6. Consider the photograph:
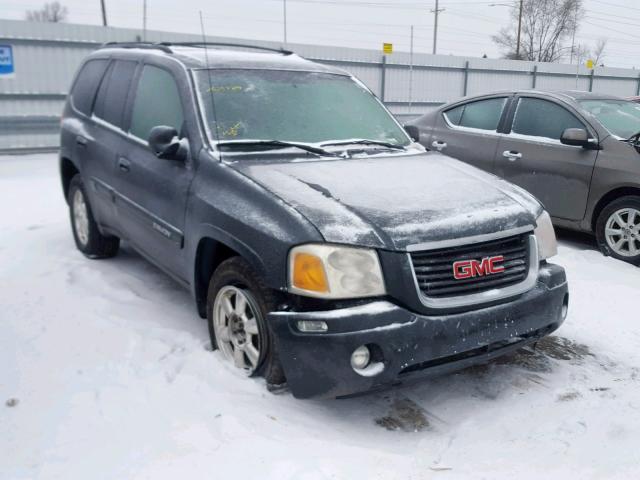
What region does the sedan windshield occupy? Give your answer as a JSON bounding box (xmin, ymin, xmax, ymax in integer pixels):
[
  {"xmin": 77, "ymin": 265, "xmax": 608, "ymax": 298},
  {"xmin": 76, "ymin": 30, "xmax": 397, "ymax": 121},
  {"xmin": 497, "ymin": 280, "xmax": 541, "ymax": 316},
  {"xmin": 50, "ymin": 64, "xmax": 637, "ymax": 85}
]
[
  {"xmin": 579, "ymin": 99, "xmax": 640, "ymax": 139},
  {"xmin": 195, "ymin": 69, "xmax": 410, "ymax": 148}
]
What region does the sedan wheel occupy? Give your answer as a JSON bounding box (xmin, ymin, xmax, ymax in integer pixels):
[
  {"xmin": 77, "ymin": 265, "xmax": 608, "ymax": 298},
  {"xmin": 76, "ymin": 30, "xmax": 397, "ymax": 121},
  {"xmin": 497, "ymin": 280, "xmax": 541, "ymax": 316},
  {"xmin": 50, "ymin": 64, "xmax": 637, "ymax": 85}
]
[
  {"xmin": 212, "ymin": 285, "xmax": 263, "ymax": 374},
  {"xmin": 604, "ymin": 208, "xmax": 640, "ymax": 257}
]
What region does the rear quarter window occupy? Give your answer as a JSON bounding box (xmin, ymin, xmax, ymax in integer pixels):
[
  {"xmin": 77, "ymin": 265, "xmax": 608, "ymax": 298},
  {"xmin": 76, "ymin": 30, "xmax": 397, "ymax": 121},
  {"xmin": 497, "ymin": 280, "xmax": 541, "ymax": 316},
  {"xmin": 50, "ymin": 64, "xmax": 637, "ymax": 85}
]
[
  {"xmin": 93, "ymin": 60, "xmax": 138, "ymax": 129},
  {"xmin": 70, "ymin": 59, "xmax": 109, "ymax": 116},
  {"xmin": 443, "ymin": 104, "xmax": 464, "ymax": 125},
  {"xmin": 443, "ymin": 97, "xmax": 507, "ymax": 131}
]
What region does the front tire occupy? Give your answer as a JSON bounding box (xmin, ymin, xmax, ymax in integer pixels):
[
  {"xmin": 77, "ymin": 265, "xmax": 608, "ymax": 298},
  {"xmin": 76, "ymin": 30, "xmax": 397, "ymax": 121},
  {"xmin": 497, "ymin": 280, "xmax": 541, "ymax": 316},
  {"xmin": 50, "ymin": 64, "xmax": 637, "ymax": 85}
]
[
  {"xmin": 206, "ymin": 257, "xmax": 285, "ymax": 386},
  {"xmin": 596, "ymin": 196, "xmax": 640, "ymax": 265},
  {"xmin": 68, "ymin": 175, "xmax": 120, "ymax": 259}
]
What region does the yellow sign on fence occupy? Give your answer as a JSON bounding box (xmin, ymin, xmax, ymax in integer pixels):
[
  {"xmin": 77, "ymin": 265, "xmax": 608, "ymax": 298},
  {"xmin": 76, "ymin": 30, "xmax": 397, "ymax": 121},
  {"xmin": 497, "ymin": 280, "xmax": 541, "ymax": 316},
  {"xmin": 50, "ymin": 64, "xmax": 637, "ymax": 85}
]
[
  {"xmin": 383, "ymin": 43, "xmax": 393, "ymax": 54},
  {"xmin": 586, "ymin": 59, "xmax": 594, "ymax": 69}
]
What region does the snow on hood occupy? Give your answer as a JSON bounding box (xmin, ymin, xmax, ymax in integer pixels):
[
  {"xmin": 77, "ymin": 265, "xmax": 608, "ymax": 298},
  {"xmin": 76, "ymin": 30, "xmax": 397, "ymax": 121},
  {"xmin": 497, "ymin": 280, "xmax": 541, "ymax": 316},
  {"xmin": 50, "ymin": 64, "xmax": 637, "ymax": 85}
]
[{"xmin": 230, "ymin": 152, "xmax": 542, "ymax": 250}]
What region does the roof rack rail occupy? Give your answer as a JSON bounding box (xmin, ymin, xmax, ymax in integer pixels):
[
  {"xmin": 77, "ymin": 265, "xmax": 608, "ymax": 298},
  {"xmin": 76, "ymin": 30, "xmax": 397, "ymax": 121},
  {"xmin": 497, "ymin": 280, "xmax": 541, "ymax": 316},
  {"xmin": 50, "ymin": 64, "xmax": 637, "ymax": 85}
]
[
  {"xmin": 100, "ymin": 42, "xmax": 173, "ymax": 54},
  {"xmin": 158, "ymin": 42, "xmax": 293, "ymax": 56}
]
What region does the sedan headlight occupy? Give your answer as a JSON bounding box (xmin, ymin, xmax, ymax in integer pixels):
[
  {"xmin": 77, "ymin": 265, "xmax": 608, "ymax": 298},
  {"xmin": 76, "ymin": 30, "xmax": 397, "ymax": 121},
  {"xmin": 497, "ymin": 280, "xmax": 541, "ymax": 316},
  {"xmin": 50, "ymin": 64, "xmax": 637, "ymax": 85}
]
[
  {"xmin": 288, "ymin": 244, "xmax": 386, "ymax": 299},
  {"xmin": 534, "ymin": 210, "xmax": 558, "ymax": 260}
]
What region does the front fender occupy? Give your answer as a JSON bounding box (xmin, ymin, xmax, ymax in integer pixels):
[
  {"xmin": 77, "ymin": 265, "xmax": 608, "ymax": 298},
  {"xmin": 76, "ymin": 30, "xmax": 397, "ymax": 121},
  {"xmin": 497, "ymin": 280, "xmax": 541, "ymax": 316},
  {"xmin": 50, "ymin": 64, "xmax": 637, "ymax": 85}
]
[
  {"xmin": 184, "ymin": 154, "xmax": 325, "ymax": 302},
  {"xmin": 191, "ymin": 222, "xmax": 269, "ymax": 286}
]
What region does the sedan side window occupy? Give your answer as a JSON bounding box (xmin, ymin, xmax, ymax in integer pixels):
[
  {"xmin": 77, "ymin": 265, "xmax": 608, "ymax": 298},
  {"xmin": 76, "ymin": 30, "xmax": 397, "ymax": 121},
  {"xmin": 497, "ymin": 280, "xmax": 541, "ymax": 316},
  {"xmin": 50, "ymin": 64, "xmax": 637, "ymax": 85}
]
[
  {"xmin": 443, "ymin": 98, "xmax": 507, "ymax": 131},
  {"xmin": 130, "ymin": 65, "xmax": 185, "ymax": 141},
  {"xmin": 512, "ymin": 97, "xmax": 585, "ymax": 141}
]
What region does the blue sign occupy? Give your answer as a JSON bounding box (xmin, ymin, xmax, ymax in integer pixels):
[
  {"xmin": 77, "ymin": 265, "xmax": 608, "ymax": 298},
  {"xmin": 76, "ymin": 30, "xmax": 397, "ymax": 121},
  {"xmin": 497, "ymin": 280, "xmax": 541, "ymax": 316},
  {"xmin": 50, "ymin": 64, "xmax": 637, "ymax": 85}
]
[{"xmin": 0, "ymin": 45, "xmax": 15, "ymax": 76}]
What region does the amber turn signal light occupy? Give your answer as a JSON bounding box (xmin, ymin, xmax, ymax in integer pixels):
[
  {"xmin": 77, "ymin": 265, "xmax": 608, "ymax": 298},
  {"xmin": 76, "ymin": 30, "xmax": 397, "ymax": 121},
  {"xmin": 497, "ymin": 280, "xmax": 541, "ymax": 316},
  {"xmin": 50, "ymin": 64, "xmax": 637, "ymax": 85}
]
[{"xmin": 292, "ymin": 252, "xmax": 329, "ymax": 293}]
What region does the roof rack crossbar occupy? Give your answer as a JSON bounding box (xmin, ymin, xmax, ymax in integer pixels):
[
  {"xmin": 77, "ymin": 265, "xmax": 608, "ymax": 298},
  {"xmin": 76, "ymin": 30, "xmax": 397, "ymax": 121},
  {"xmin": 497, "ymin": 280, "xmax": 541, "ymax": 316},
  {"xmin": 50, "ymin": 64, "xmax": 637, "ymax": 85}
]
[
  {"xmin": 100, "ymin": 42, "xmax": 173, "ymax": 54},
  {"xmin": 158, "ymin": 41, "xmax": 293, "ymax": 56}
]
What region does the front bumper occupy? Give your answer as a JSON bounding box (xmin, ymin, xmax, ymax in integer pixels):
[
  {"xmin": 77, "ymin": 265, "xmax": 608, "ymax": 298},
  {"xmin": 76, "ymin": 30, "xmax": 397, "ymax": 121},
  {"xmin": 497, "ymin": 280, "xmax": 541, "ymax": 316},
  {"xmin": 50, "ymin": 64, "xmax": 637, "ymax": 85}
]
[{"xmin": 269, "ymin": 262, "xmax": 568, "ymax": 399}]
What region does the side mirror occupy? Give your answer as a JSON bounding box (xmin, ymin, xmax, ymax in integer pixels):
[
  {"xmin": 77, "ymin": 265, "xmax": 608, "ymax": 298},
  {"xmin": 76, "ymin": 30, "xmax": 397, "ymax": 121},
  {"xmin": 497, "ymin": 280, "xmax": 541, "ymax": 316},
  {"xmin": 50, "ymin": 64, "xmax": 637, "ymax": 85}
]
[
  {"xmin": 148, "ymin": 125, "xmax": 188, "ymax": 161},
  {"xmin": 404, "ymin": 125, "xmax": 420, "ymax": 142},
  {"xmin": 560, "ymin": 128, "xmax": 598, "ymax": 149}
]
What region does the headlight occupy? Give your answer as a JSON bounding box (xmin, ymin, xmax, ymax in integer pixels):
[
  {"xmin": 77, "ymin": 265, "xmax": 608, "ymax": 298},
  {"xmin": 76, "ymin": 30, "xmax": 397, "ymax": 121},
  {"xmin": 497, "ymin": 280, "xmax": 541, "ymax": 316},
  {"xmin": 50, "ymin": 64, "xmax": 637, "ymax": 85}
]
[
  {"xmin": 534, "ymin": 210, "xmax": 558, "ymax": 260},
  {"xmin": 288, "ymin": 244, "xmax": 386, "ymax": 299}
]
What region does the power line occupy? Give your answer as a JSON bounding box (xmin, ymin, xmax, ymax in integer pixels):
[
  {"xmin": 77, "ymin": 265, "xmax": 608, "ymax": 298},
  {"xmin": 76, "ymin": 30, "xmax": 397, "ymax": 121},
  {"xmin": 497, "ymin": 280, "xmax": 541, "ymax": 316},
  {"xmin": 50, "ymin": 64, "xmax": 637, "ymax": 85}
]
[
  {"xmin": 591, "ymin": 0, "xmax": 640, "ymax": 13},
  {"xmin": 7, "ymin": 0, "xmax": 640, "ymax": 68}
]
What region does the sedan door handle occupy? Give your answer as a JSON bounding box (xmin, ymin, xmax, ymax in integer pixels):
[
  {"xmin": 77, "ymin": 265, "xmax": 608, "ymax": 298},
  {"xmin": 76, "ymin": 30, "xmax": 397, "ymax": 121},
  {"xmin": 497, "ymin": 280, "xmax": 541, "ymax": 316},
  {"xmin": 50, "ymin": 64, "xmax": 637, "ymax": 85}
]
[
  {"xmin": 117, "ymin": 157, "xmax": 131, "ymax": 173},
  {"xmin": 431, "ymin": 140, "xmax": 447, "ymax": 151},
  {"xmin": 502, "ymin": 150, "xmax": 522, "ymax": 161}
]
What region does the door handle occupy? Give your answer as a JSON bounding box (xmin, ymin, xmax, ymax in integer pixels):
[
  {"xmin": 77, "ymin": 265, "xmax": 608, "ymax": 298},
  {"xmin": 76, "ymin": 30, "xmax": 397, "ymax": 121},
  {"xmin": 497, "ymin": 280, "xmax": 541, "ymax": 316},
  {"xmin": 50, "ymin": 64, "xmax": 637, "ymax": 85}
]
[
  {"xmin": 117, "ymin": 157, "xmax": 131, "ymax": 173},
  {"xmin": 502, "ymin": 150, "xmax": 522, "ymax": 161},
  {"xmin": 431, "ymin": 140, "xmax": 447, "ymax": 151},
  {"xmin": 76, "ymin": 135, "xmax": 88, "ymax": 148}
]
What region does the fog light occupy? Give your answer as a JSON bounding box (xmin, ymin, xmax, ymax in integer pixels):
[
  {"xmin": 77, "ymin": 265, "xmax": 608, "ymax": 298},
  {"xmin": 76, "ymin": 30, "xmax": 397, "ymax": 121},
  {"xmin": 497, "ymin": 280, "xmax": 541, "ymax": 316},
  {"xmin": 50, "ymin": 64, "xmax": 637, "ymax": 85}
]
[
  {"xmin": 351, "ymin": 345, "xmax": 371, "ymax": 370},
  {"xmin": 297, "ymin": 320, "xmax": 328, "ymax": 333}
]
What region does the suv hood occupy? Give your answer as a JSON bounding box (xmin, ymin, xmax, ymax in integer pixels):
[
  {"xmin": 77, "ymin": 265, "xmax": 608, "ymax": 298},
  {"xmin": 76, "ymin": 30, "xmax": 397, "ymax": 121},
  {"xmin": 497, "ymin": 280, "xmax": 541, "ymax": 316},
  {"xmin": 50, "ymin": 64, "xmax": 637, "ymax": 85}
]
[{"xmin": 230, "ymin": 152, "xmax": 542, "ymax": 251}]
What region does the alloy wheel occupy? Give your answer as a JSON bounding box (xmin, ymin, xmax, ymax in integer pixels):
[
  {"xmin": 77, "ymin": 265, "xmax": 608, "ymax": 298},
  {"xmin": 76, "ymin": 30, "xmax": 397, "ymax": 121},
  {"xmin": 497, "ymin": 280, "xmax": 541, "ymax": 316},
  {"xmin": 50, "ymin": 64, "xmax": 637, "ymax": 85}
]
[
  {"xmin": 73, "ymin": 189, "xmax": 90, "ymax": 246},
  {"xmin": 605, "ymin": 208, "xmax": 640, "ymax": 257},
  {"xmin": 212, "ymin": 285, "xmax": 262, "ymax": 374}
]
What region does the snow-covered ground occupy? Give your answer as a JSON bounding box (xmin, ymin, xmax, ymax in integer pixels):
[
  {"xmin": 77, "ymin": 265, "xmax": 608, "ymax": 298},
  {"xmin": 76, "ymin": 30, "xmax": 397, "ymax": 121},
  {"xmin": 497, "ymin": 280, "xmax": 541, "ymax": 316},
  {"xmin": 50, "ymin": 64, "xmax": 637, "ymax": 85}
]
[{"xmin": 2, "ymin": 153, "xmax": 639, "ymax": 479}]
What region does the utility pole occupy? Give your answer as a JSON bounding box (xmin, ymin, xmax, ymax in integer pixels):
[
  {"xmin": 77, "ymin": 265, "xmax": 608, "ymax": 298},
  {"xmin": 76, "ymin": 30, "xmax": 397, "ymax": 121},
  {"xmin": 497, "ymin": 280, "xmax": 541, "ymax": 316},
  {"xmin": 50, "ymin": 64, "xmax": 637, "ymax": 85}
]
[
  {"xmin": 569, "ymin": 0, "xmax": 579, "ymax": 65},
  {"xmin": 409, "ymin": 25, "xmax": 414, "ymax": 110},
  {"xmin": 515, "ymin": 0, "xmax": 523, "ymax": 59},
  {"xmin": 143, "ymin": 0, "xmax": 147, "ymax": 41},
  {"xmin": 100, "ymin": 0, "xmax": 108, "ymax": 26},
  {"xmin": 283, "ymin": 0, "xmax": 288, "ymax": 47},
  {"xmin": 431, "ymin": 0, "xmax": 444, "ymax": 54},
  {"xmin": 432, "ymin": 0, "xmax": 439, "ymax": 54},
  {"xmin": 489, "ymin": 2, "xmax": 524, "ymax": 59}
]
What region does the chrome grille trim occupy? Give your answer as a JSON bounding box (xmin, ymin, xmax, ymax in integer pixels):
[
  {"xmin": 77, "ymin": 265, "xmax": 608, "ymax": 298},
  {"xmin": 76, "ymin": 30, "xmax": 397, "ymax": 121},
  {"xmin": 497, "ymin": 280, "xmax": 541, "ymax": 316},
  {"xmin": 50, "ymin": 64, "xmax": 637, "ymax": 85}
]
[
  {"xmin": 405, "ymin": 225, "xmax": 534, "ymax": 252},
  {"xmin": 408, "ymin": 233, "xmax": 539, "ymax": 309}
]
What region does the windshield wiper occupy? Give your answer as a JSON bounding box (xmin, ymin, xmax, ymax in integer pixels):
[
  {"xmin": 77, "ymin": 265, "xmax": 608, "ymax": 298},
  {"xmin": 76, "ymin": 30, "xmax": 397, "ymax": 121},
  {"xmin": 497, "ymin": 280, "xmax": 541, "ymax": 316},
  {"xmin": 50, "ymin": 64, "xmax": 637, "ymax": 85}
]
[
  {"xmin": 217, "ymin": 140, "xmax": 339, "ymax": 157},
  {"xmin": 320, "ymin": 139, "xmax": 406, "ymax": 150}
]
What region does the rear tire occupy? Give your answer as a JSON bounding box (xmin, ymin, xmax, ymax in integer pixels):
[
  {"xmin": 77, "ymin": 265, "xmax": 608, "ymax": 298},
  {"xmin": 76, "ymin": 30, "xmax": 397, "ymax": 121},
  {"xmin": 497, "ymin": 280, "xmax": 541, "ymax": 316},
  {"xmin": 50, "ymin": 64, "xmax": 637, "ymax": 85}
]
[
  {"xmin": 68, "ymin": 175, "xmax": 120, "ymax": 259},
  {"xmin": 206, "ymin": 257, "xmax": 286, "ymax": 387},
  {"xmin": 595, "ymin": 195, "xmax": 640, "ymax": 265}
]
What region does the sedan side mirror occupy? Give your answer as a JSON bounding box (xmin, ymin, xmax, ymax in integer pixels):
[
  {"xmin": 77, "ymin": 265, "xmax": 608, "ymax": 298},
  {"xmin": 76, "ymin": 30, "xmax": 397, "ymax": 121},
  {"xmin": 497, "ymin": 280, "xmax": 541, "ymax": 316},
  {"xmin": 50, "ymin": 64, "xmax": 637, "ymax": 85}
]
[
  {"xmin": 148, "ymin": 125, "xmax": 188, "ymax": 161},
  {"xmin": 560, "ymin": 128, "xmax": 599, "ymax": 149},
  {"xmin": 404, "ymin": 125, "xmax": 420, "ymax": 142}
]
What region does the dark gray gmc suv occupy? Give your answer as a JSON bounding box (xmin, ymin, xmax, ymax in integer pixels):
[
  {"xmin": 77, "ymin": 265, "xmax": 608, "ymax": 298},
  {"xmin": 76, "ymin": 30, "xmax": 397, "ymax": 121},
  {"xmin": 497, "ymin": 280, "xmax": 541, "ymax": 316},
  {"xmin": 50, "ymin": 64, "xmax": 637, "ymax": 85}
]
[{"xmin": 60, "ymin": 42, "xmax": 568, "ymax": 399}]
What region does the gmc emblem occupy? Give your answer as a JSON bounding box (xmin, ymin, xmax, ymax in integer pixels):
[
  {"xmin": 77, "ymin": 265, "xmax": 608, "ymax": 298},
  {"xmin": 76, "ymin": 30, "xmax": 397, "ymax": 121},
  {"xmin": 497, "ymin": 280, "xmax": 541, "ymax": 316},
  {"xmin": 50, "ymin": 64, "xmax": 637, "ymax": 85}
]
[{"xmin": 453, "ymin": 256, "xmax": 505, "ymax": 280}]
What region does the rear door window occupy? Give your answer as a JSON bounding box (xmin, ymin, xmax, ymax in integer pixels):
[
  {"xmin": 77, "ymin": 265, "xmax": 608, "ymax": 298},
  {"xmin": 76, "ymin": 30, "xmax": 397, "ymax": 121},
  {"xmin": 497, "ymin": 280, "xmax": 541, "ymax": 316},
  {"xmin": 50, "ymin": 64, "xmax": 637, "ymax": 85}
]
[
  {"xmin": 70, "ymin": 59, "xmax": 109, "ymax": 116},
  {"xmin": 93, "ymin": 59, "xmax": 138, "ymax": 129},
  {"xmin": 443, "ymin": 104, "xmax": 464, "ymax": 125},
  {"xmin": 444, "ymin": 97, "xmax": 507, "ymax": 131},
  {"xmin": 511, "ymin": 97, "xmax": 585, "ymax": 141},
  {"xmin": 129, "ymin": 65, "xmax": 184, "ymax": 141}
]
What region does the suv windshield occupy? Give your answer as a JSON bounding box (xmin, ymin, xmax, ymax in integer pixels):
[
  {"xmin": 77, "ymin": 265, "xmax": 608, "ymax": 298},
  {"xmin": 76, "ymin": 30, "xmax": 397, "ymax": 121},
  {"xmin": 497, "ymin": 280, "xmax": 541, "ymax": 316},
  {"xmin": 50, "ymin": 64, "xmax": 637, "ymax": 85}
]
[
  {"xmin": 579, "ymin": 99, "xmax": 640, "ymax": 139},
  {"xmin": 194, "ymin": 69, "xmax": 410, "ymax": 148}
]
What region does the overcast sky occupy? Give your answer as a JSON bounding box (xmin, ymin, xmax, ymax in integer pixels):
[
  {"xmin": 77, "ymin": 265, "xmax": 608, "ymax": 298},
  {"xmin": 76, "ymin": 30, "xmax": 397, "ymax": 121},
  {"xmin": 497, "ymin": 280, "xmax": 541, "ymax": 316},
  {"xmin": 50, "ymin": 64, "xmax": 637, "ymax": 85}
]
[{"xmin": 2, "ymin": 0, "xmax": 639, "ymax": 69}]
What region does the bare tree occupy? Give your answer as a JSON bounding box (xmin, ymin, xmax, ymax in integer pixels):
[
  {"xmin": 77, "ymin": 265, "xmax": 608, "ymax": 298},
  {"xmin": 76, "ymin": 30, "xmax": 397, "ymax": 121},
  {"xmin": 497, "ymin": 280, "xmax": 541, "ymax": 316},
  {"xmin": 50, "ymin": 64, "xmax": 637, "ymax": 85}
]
[
  {"xmin": 573, "ymin": 38, "xmax": 607, "ymax": 67},
  {"xmin": 572, "ymin": 44, "xmax": 590, "ymax": 65},
  {"xmin": 25, "ymin": 2, "xmax": 68, "ymax": 23},
  {"xmin": 591, "ymin": 38, "xmax": 607, "ymax": 66},
  {"xmin": 493, "ymin": 0, "xmax": 583, "ymax": 62}
]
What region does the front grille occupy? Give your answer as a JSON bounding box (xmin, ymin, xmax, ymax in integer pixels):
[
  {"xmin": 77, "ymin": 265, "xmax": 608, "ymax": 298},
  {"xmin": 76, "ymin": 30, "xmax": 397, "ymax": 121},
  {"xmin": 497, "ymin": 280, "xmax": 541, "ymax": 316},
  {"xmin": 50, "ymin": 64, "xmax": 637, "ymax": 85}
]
[{"xmin": 410, "ymin": 233, "xmax": 530, "ymax": 299}]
